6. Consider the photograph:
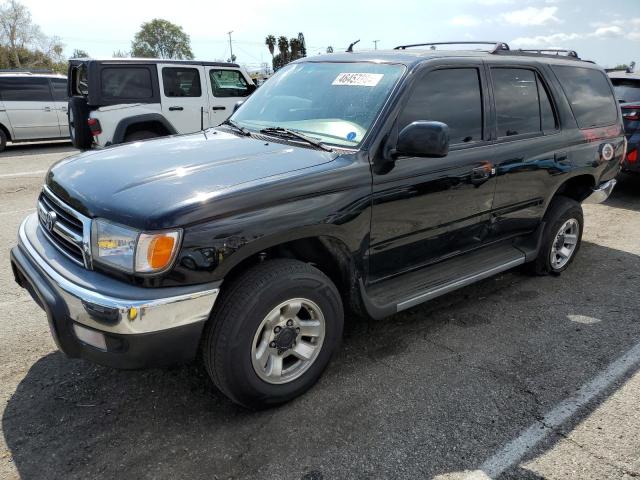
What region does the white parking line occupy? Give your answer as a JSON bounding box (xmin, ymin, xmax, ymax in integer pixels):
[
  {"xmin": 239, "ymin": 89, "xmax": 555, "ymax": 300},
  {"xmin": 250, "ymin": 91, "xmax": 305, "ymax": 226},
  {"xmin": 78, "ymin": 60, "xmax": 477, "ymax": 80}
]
[
  {"xmin": 463, "ymin": 341, "xmax": 640, "ymax": 480},
  {"xmin": 0, "ymin": 169, "xmax": 47, "ymax": 179}
]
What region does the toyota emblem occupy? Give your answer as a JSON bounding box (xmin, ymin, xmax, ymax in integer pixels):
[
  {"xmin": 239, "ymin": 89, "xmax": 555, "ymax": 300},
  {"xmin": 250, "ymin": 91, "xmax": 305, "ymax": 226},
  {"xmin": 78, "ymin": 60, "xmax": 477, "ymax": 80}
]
[{"xmin": 45, "ymin": 211, "xmax": 57, "ymax": 232}]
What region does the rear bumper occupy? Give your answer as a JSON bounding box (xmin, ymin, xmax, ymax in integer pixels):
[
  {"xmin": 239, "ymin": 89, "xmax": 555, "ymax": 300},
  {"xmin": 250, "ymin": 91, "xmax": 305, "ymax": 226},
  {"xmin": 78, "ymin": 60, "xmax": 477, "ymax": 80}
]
[
  {"xmin": 11, "ymin": 214, "xmax": 220, "ymax": 369},
  {"xmin": 583, "ymin": 179, "xmax": 617, "ymax": 205}
]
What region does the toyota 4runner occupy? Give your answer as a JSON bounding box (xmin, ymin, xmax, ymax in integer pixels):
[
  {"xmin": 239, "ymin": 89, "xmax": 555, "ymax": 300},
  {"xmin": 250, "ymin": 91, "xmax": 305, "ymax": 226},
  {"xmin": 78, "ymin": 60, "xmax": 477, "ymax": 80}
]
[
  {"xmin": 11, "ymin": 42, "xmax": 625, "ymax": 408},
  {"xmin": 66, "ymin": 58, "xmax": 255, "ymax": 149}
]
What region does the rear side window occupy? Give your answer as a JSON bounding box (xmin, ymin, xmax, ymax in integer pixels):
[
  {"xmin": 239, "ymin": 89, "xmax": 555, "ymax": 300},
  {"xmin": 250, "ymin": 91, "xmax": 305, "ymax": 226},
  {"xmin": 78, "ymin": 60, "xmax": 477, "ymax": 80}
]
[
  {"xmin": 101, "ymin": 67, "xmax": 153, "ymax": 99},
  {"xmin": 400, "ymin": 68, "xmax": 483, "ymax": 144},
  {"xmin": 492, "ymin": 68, "xmax": 541, "ymax": 137},
  {"xmin": 209, "ymin": 69, "xmax": 251, "ymax": 98},
  {"xmin": 552, "ymin": 66, "xmax": 618, "ymax": 128},
  {"xmin": 162, "ymin": 67, "xmax": 201, "ymax": 97},
  {"xmin": 0, "ymin": 77, "xmax": 53, "ymax": 102},
  {"xmin": 51, "ymin": 78, "xmax": 68, "ymax": 101}
]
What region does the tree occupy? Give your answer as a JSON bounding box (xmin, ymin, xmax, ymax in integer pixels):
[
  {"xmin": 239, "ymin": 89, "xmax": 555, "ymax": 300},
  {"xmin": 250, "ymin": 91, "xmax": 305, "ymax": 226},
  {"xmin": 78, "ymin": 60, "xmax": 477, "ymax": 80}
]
[
  {"xmin": 112, "ymin": 49, "xmax": 128, "ymax": 58},
  {"xmin": 130, "ymin": 19, "xmax": 193, "ymax": 59},
  {"xmin": 297, "ymin": 33, "xmax": 306, "ymax": 57},
  {"xmin": 326, "ymin": 46, "xmax": 334, "ymax": 54},
  {"xmin": 265, "ymin": 35, "xmax": 275, "ymax": 61},
  {"xmin": 289, "ymin": 37, "xmax": 300, "ymax": 60},
  {"xmin": 72, "ymin": 48, "xmax": 89, "ymax": 58}
]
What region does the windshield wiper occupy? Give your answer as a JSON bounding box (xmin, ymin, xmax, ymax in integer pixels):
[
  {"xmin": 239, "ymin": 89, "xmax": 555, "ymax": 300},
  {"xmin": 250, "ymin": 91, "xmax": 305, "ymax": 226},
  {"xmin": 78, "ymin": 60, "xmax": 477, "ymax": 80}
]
[
  {"xmin": 222, "ymin": 119, "xmax": 251, "ymax": 136},
  {"xmin": 259, "ymin": 127, "xmax": 333, "ymax": 152}
]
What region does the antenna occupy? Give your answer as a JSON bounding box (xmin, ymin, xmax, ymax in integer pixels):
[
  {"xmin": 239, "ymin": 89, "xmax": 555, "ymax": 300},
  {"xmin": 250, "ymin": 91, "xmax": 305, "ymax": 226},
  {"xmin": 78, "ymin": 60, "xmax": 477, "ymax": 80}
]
[{"xmin": 346, "ymin": 39, "xmax": 360, "ymax": 53}]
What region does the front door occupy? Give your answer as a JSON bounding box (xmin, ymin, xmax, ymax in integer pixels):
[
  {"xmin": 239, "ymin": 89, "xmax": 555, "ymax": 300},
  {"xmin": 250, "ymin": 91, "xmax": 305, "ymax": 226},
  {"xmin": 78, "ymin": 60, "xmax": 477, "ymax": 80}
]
[
  {"xmin": 0, "ymin": 76, "xmax": 60, "ymax": 140},
  {"xmin": 50, "ymin": 77, "xmax": 69, "ymax": 138},
  {"xmin": 158, "ymin": 65, "xmax": 208, "ymax": 134},
  {"xmin": 369, "ymin": 64, "xmax": 497, "ymax": 282},
  {"xmin": 205, "ymin": 67, "xmax": 253, "ymax": 125}
]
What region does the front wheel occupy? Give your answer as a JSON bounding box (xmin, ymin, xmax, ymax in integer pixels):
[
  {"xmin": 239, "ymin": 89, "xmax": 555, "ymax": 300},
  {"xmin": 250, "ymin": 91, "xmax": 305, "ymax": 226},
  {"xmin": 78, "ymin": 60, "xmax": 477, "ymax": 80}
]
[
  {"xmin": 202, "ymin": 259, "xmax": 344, "ymax": 408},
  {"xmin": 530, "ymin": 196, "xmax": 584, "ymax": 275}
]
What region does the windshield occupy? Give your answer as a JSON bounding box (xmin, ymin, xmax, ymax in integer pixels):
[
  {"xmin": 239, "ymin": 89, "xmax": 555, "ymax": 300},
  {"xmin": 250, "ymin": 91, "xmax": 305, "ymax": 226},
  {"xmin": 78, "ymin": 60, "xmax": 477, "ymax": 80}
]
[
  {"xmin": 231, "ymin": 62, "xmax": 405, "ymax": 147},
  {"xmin": 612, "ymin": 79, "xmax": 640, "ymax": 103}
]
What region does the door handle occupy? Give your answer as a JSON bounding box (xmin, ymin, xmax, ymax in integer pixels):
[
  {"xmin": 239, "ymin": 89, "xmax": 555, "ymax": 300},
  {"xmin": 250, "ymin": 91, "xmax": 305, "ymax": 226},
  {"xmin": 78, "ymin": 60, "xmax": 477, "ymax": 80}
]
[
  {"xmin": 168, "ymin": 106, "xmax": 184, "ymax": 111},
  {"xmin": 212, "ymin": 106, "xmax": 226, "ymax": 111},
  {"xmin": 44, "ymin": 106, "xmax": 51, "ymax": 112}
]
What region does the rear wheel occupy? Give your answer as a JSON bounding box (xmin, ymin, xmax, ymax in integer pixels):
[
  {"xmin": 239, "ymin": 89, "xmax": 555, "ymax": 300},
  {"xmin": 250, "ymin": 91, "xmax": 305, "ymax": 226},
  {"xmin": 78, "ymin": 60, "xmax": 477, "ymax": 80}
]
[
  {"xmin": 530, "ymin": 196, "xmax": 584, "ymax": 275},
  {"xmin": 0, "ymin": 129, "xmax": 7, "ymax": 152},
  {"xmin": 202, "ymin": 259, "xmax": 344, "ymax": 409},
  {"xmin": 123, "ymin": 130, "xmax": 160, "ymax": 142}
]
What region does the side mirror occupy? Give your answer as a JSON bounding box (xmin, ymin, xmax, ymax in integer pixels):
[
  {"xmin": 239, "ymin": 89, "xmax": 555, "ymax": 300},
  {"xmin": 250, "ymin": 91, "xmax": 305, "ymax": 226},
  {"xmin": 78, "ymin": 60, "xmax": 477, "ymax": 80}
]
[
  {"xmin": 396, "ymin": 121, "xmax": 450, "ymax": 158},
  {"xmin": 246, "ymin": 83, "xmax": 257, "ymax": 94},
  {"xmin": 233, "ymin": 100, "xmax": 245, "ymax": 113}
]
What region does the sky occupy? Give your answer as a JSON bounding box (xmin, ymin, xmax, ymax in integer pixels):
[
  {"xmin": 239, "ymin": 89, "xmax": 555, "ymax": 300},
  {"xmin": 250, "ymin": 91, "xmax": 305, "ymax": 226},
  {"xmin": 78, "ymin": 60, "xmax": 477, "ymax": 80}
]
[{"xmin": 21, "ymin": 0, "xmax": 640, "ymax": 70}]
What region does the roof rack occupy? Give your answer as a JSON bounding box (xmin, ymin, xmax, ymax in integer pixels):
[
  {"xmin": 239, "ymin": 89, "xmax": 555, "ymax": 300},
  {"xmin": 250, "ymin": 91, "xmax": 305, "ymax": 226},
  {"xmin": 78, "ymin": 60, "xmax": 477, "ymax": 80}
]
[
  {"xmin": 516, "ymin": 49, "xmax": 579, "ymax": 59},
  {"xmin": 394, "ymin": 41, "xmax": 510, "ymax": 53}
]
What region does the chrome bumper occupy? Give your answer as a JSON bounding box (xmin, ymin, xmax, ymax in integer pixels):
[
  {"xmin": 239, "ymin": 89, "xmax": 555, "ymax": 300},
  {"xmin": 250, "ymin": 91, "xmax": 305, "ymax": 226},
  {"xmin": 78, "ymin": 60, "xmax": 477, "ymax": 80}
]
[
  {"xmin": 17, "ymin": 214, "xmax": 219, "ymax": 336},
  {"xmin": 583, "ymin": 179, "xmax": 616, "ymax": 205}
]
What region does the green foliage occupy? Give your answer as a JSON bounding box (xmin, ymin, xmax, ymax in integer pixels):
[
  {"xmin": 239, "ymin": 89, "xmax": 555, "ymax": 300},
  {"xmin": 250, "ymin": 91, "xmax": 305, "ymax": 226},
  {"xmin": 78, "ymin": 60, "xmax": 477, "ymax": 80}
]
[
  {"xmin": 112, "ymin": 49, "xmax": 128, "ymax": 58},
  {"xmin": 72, "ymin": 48, "xmax": 89, "ymax": 58},
  {"xmin": 268, "ymin": 32, "xmax": 307, "ymax": 71},
  {"xmin": 130, "ymin": 19, "xmax": 193, "ymax": 60}
]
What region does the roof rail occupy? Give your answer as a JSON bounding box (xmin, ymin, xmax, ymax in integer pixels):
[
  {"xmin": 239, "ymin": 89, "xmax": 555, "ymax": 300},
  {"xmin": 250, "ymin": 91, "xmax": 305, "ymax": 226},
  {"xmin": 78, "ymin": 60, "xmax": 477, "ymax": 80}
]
[
  {"xmin": 0, "ymin": 68, "xmax": 56, "ymax": 74},
  {"xmin": 394, "ymin": 41, "xmax": 510, "ymax": 53},
  {"xmin": 516, "ymin": 49, "xmax": 579, "ymax": 59}
]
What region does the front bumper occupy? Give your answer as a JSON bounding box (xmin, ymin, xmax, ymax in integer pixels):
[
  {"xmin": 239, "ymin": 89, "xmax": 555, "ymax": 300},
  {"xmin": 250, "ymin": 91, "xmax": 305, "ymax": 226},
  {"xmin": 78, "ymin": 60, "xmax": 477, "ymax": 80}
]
[
  {"xmin": 583, "ymin": 179, "xmax": 617, "ymax": 205},
  {"xmin": 10, "ymin": 214, "xmax": 220, "ymax": 369}
]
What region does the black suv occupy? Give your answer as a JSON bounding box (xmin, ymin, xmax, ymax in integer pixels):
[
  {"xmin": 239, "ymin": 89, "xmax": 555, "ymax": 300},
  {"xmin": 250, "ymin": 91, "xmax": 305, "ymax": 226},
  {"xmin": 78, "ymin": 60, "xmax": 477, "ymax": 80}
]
[
  {"xmin": 609, "ymin": 71, "xmax": 640, "ymax": 173},
  {"xmin": 11, "ymin": 42, "xmax": 624, "ymax": 408}
]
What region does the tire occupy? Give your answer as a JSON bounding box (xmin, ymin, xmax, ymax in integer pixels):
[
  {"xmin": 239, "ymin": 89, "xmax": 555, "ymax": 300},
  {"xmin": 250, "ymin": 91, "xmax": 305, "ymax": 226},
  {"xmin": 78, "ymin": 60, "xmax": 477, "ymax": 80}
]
[
  {"xmin": 530, "ymin": 196, "xmax": 584, "ymax": 276},
  {"xmin": 68, "ymin": 97, "xmax": 93, "ymax": 149},
  {"xmin": 123, "ymin": 130, "xmax": 160, "ymax": 142},
  {"xmin": 203, "ymin": 259, "xmax": 344, "ymax": 409},
  {"xmin": 0, "ymin": 129, "xmax": 6, "ymax": 152}
]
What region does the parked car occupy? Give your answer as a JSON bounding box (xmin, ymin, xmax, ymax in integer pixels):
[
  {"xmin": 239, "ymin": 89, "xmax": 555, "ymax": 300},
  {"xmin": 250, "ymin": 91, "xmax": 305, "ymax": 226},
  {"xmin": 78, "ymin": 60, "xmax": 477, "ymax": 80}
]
[
  {"xmin": 66, "ymin": 58, "xmax": 256, "ymax": 149},
  {"xmin": 0, "ymin": 71, "xmax": 68, "ymax": 151},
  {"xmin": 12, "ymin": 42, "xmax": 624, "ymax": 408},
  {"xmin": 609, "ymin": 71, "xmax": 640, "ymax": 173}
]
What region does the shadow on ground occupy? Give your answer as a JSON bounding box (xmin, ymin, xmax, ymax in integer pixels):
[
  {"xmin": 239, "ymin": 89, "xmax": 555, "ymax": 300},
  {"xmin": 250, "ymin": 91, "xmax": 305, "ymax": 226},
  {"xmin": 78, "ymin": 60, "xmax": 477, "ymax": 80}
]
[
  {"xmin": 605, "ymin": 173, "xmax": 640, "ymax": 212},
  {"xmin": 3, "ymin": 240, "xmax": 640, "ymax": 480},
  {"xmin": 0, "ymin": 141, "xmax": 75, "ymax": 157}
]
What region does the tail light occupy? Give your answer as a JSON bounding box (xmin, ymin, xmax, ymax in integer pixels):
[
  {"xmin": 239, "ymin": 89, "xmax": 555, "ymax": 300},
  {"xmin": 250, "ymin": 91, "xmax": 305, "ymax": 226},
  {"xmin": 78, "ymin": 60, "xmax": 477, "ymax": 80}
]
[
  {"xmin": 628, "ymin": 149, "xmax": 638, "ymax": 164},
  {"xmin": 87, "ymin": 118, "xmax": 102, "ymax": 136},
  {"xmin": 622, "ymin": 106, "xmax": 640, "ymax": 121}
]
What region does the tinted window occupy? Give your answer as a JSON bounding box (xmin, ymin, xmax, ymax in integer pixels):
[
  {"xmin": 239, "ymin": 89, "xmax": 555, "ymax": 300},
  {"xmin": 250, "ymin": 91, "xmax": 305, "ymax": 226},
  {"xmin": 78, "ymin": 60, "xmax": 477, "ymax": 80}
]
[
  {"xmin": 51, "ymin": 78, "xmax": 68, "ymax": 101},
  {"xmin": 611, "ymin": 78, "xmax": 640, "ymax": 104},
  {"xmin": 400, "ymin": 68, "xmax": 483, "ymax": 144},
  {"xmin": 162, "ymin": 67, "xmax": 201, "ymax": 97},
  {"xmin": 0, "ymin": 77, "xmax": 53, "ymax": 102},
  {"xmin": 210, "ymin": 69, "xmax": 251, "ymax": 98},
  {"xmin": 101, "ymin": 67, "xmax": 153, "ymax": 99},
  {"xmin": 538, "ymin": 76, "xmax": 557, "ymax": 131},
  {"xmin": 552, "ymin": 66, "xmax": 618, "ymax": 128},
  {"xmin": 492, "ymin": 68, "xmax": 540, "ymax": 137}
]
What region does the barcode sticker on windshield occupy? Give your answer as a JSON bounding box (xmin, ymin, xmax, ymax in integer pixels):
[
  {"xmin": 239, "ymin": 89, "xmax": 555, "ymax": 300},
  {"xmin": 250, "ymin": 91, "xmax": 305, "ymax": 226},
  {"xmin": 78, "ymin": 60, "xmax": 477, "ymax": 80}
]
[{"xmin": 332, "ymin": 73, "xmax": 383, "ymax": 87}]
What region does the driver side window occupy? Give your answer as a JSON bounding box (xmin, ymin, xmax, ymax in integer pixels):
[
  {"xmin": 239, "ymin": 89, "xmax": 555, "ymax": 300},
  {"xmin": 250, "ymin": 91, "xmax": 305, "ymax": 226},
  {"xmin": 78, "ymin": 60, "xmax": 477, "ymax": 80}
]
[{"xmin": 399, "ymin": 68, "xmax": 484, "ymax": 145}]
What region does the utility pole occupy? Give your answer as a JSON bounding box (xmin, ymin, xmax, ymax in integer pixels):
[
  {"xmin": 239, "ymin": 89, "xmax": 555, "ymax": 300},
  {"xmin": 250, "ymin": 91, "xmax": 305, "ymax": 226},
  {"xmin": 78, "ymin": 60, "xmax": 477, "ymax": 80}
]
[
  {"xmin": 373, "ymin": 40, "xmax": 380, "ymax": 50},
  {"xmin": 227, "ymin": 31, "xmax": 234, "ymax": 61}
]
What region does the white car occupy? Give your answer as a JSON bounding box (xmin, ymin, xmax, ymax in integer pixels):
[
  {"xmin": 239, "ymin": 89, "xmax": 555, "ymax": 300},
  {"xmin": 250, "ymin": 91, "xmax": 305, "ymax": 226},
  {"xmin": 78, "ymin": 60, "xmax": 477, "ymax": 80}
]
[
  {"xmin": 67, "ymin": 58, "xmax": 256, "ymax": 148},
  {"xmin": 0, "ymin": 72, "xmax": 69, "ymax": 151}
]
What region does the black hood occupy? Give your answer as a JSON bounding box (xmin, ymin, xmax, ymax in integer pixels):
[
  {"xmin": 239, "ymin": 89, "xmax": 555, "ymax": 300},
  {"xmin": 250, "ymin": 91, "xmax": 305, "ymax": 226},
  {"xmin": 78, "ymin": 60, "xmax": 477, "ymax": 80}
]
[{"xmin": 47, "ymin": 130, "xmax": 337, "ymax": 230}]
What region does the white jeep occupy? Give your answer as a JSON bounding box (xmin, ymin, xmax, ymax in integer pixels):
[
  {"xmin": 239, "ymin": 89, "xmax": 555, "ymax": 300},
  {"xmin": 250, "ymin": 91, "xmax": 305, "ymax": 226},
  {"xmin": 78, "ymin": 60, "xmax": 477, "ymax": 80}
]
[{"xmin": 67, "ymin": 58, "xmax": 256, "ymax": 148}]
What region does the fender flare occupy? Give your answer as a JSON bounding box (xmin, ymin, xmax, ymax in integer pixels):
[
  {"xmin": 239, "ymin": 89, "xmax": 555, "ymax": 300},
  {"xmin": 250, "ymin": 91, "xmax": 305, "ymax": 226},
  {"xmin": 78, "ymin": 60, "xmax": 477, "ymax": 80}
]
[{"xmin": 112, "ymin": 114, "xmax": 177, "ymax": 144}]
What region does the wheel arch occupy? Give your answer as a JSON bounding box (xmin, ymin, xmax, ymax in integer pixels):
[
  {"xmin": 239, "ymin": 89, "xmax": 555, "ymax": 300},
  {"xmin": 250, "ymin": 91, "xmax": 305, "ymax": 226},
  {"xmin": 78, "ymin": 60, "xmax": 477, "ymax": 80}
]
[
  {"xmin": 112, "ymin": 114, "xmax": 177, "ymax": 144},
  {"xmin": 0, "ymin": 121, "xmax": 12, "ymax": 141},
  {"xmin": 550, "ymin": 174, "xmax": 596, "ymax": 204}
]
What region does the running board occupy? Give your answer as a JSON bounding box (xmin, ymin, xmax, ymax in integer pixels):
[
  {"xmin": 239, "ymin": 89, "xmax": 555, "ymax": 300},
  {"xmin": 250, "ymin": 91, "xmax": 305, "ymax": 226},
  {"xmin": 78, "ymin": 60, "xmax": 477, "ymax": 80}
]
[{"xmin": 361, "ymin": 244, "xmax": 527, "ymax": 320}]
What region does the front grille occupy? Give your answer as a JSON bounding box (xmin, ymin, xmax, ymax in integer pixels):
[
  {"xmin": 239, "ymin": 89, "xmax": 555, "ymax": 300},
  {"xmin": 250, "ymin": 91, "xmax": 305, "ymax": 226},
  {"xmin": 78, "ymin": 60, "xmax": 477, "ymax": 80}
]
[{"xmin": 37, "ymin": 187, "xmax": 92, "ymax": 268}]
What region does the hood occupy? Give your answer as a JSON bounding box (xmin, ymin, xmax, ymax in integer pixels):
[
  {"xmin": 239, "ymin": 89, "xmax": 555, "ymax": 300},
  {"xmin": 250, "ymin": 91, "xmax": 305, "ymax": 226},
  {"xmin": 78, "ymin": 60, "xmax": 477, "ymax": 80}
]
[{"xmin": 47, "ymin": 130, "xmax": 337, "ymax": 229}]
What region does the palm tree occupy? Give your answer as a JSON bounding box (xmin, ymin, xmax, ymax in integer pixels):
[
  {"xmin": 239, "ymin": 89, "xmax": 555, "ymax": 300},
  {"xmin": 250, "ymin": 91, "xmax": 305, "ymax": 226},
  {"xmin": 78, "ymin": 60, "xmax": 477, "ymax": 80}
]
[
  {"xmin": 265, "ymin": 35, "xmax": 276, "ymax": 61},
  {"xmin": 290, "ymin": 38, "xmax": 300, "ymax": 60},
  {"xmin": 277, "ymin": 36, "xmax": 289, "ymax": 62}
]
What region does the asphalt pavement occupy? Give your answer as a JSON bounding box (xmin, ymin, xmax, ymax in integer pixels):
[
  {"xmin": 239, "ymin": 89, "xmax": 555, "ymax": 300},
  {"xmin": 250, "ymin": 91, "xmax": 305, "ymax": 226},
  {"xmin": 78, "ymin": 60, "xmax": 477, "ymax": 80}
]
[{"xmin": 0, "ymin": 142, "xmax": 639, "ymax": 480}]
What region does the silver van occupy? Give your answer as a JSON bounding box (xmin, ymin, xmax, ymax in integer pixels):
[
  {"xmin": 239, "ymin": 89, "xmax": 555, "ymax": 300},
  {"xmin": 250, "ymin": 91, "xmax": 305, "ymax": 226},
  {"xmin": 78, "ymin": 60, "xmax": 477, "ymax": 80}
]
[{"xmin": 0, "ymin": 72, "xmax": 69, "ymax": 151}]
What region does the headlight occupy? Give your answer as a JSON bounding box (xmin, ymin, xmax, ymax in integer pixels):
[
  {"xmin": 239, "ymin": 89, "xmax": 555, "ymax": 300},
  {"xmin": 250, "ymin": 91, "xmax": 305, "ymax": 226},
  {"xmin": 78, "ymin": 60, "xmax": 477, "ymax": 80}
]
[{"xmin": 92, "ymin": 219, "xmax": 181, "ymax": 274}]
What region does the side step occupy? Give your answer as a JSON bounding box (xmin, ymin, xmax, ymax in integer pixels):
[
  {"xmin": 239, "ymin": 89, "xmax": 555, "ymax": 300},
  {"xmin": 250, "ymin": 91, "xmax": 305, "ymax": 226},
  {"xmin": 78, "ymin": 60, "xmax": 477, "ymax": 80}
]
[{"xmin": 361, "ymin": 243, "xmax": 527, "ymax": 320}]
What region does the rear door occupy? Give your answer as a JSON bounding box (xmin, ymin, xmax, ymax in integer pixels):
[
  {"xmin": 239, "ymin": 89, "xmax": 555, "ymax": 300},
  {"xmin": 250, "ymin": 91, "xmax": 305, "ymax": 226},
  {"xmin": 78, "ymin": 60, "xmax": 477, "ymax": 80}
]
[
  {"xmin": 158, "ymin": 65, "xmax": 208, "ymax": 133},
  {"xmin": 50, "ymin": 77, "xmax": 69, "ymax": 137},
  {"xmin": 204, "ymin": 67, "xmax": 253, "ymax": 124},
  {"xmin": 0, "ymin": 76, "xmax": 59, "ymax": 140}
]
